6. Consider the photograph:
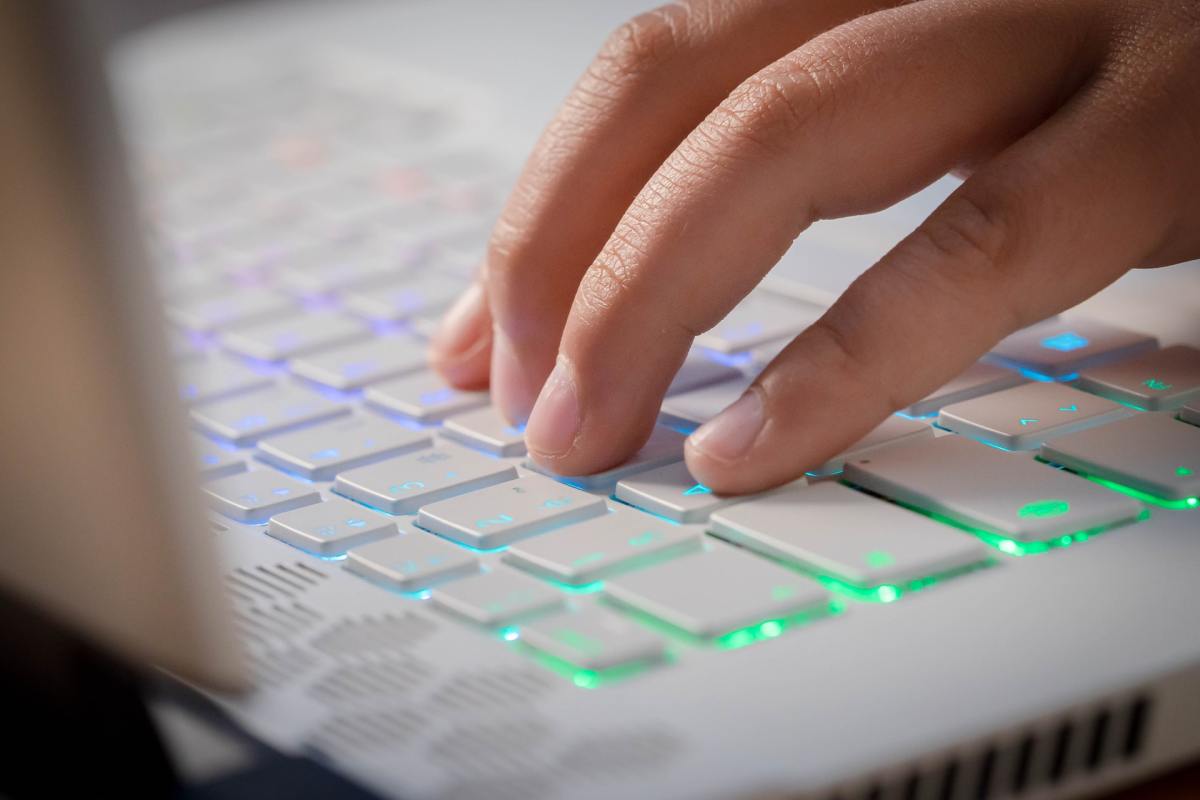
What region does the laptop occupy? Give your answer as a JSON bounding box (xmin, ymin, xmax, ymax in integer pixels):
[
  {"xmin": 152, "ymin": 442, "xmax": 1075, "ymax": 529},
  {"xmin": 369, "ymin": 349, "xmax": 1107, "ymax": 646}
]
[{"xmin": 3, "ymin": 1, "xmax": 1199, "ymax": 798}]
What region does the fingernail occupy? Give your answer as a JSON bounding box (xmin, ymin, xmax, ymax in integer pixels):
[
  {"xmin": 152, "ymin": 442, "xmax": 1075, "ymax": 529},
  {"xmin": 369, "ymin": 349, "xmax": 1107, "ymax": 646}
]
[
  {"xmin": 525, "ymin": 355, "xmax": 581, "ymax": 458},
  {"xmin": 688, "ymin": 388, "xmax": 764, "ymax": 462},
  {"xmin": 490, "ymin": 327, "xmax": 538, "ymax": 424},
  {"xmin": 430, "ymin": 282, "xmax": 485, "ymax": 361}
]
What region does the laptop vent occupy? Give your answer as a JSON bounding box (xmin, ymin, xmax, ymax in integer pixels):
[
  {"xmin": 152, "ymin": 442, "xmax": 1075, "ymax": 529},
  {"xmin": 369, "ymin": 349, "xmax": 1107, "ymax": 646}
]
[
  {"xmin": 556, "ymin": 727, "xmax": 685, "ymax": 779},
  {"xmin": 304, "ymin": 707, "xmax": 428, "ymax": 760},
  {"xmin": 428, "ymin": 718, "xmax": 554, "ymax": 777},
  {"xmin": 224, "ymin": 561, "xmax": 329, "ymax": 602},
  {"xmin": 308, "ymin": 656, "xmax": 433, "ymax": 705},
  {"xmin": 310, "ymin": 612, "xmax": 437, "ymax": 656},
  {"xmin": 835, "ymin": 695, "xmax": 1153, "ymax": 800},
  {"xmin": 244, "ymin": 645, "xmax": 321, "ymax": 688},
  {"xmin": 430, "ymin": 667, "xmax": 556, "ymax": 712}
]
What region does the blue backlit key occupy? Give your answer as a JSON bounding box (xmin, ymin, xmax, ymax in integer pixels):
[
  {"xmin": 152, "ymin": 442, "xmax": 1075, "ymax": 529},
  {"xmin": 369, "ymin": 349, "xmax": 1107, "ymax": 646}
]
[
  {"xmin": 256, "ymin": 414, "xmax": 432, "ymax": 480},
  {"xmin": 167, "ymin": 287, "xmax": 296, "ymax": 334},
  {"xmin": 191, "ymin": 384, "xmax": 350, "ymax": 446},
  {"xmin": 441, "ymin": 406, "xmax": 528, "ymax": 457},
  {"xmin": 524, "ymin": 425, "xmax": 686, "ymax": 491},
  {"xmin": 938, "ymin": 382, "xmax": 1130, "ymax": 451},
  {"xmin": 505, "ymin": 506, "xmax": 703, "ymax": 585},
  {"xmin": 192, "ymin": 436, "xmax": 246, "ymax": 480},
  {"xmin": 902, "ymin": 362, "xmax": 1026, "ymax": 418},
  {"xmin": 176, "ymin": 356, "xmax": 274, "ymax": 405},
  {"xmin": 268, "ymin": 497, "xmax": 398, "ymax": 556},
  {"xmin": 614, "ymin": 461, "xmax": 736, "ymax": 523},
  {"xmin": 986, "ymin": 317, "xmax": 1157, "ymax": 379},
  {"xmin": 417, "ymin": 474, "xmax": 607, "ymax": 549},
  {"xmin": 221, "ymin": 312, "xmax": 370, "ymax": 362},
  {"xmin": 659, "ymin": 376, "xmax": 753, "ymax": 430},
  {"xmin": 333, "ymin": 444, "xmax": 517, "ymax": 514},
  {"xmin": 519, "ymin": 606, "xmax": 665, "ymax": 673},
  {"xmin": 342, "ymin": 272, "xmax": 464, "ymax": 323},
  {"xmin": 289, "ymin": 336, "xmax": 427, "ymax": 390},
  {"xmin": 431, "ymin": 566, "xmax": 565, "ymax": 626},
  {"xmin": 695, "ymin": 290, "xmax": 824, "ymax": 354},
  {"xmin": 346, "ymin": 524, "xmax": 479, "ymax": 592},
  {"xmin": 203, "ymin": 469, "xmax": 321, "ymax": 522},
  {"xmin": 666, "ymin": 351, "xmax": 743, "ymax": 396},
  {"xmin": 364, "ymin": 372, "xmax": 489, "ymax": 423}
]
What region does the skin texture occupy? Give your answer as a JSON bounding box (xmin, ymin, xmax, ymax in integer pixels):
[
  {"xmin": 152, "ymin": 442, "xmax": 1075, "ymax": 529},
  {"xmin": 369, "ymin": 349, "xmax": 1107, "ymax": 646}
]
[{"xmin": 431, "ymin": 0, "xmax": 1200, "ymax": 495}]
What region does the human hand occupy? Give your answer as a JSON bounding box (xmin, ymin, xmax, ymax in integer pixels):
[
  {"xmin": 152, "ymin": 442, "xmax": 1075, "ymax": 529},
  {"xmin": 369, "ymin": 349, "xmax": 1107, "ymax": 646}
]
[{"xmin": 430, "ymin": 0, "xmax": 1200, "ymax": 494}]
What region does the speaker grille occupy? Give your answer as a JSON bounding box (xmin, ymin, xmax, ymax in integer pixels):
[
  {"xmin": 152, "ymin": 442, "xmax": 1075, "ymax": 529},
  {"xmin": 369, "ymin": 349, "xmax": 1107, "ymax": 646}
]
[
  {"xmin": 308, "ymin": 656, "xmax": 433, "ymax": 704},
  {"xmin": 557, "ymin": 726, "xmax": 684, "ymax": 778},
  {"xmin": 305, "ymin": 707, "xmax": 427, "ymax": 759},
  {"xmin": 310, "ymin": 612, "xmax": 436, "ymax": 656},
  {"xmin": 430, "ymin": 667, "xmax": 555, "ymax": 712}
]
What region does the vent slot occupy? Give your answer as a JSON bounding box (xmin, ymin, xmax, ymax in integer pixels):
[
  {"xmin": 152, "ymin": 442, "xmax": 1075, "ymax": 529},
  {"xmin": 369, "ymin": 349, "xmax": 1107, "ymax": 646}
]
[
  {"xmin": 308, "ymin": 656, "xmax": 433, "ymax": 704},
  {"xmin": 431, "ymin": 668, "xmax": 555, "ymax": 712},
  {"xmin": 311, "ymin": 612, "xmax": 437, "ymax": 656},
  {"xmin": 305, "ymin": 707, "xmax": 426, "ymax": 759}
]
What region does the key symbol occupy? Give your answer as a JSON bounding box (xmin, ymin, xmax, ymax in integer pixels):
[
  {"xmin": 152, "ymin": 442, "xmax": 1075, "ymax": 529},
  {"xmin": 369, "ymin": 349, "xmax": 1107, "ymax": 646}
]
[
  {"xmin": 1144, "ymin": 378, "xmax": 1172, "ymax": 391},
  {"xmin": 271, "ymin": 487, "xmax": 291, "ymax": 496},
  {"xmin": 1058, "ymin": 404, "xmax": 1078, "ymax": 413},
  {"xmin": 542, "ymin": 497, "xmax": 570, "ymax": 509},
  {"xmin": 682, "ymin": 483, "xmax": 711, "ymax": 496},
  {"xmin": 345, "ymin": 518, "xmax": 367, "ymax": 528},
  {"xmin": 1018, "ymin": 417, "xmax": 1039, "ymax": 426},
  {"xmin": 476, "ymin": 513, "xmax": 514, "ymax": 529}
]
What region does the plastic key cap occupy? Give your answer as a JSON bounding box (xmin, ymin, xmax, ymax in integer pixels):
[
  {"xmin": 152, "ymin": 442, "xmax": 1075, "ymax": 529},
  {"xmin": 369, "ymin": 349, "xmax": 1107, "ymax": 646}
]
[
  {"xmin": 986, "ymin": 317, "xmax": 1157, "ymax": 379},
  {"xmin": 1184, "ymin": 403, "xmax": 1200, "ymax": 426},
  {"xmin": 665, "ymin": 351, "xmax": 743, "ymax": 396},
  {"xmin": 193, "ymin": 437, "xmax": 246, "ymax": 480},
  {"xmin": 441, "ymin": 406, "xmax": 528, "ymax": 457},
  {"xmin": 709, "ymin": 482, "xmax": 990, "ymax": 589},
  {"xmin": 695, "ymin": 290, "xmax": 824, "ymax": 353},
  {"xmin": 809, "ymin": 415, "xmax": 933, "ymax": 475},
  {"xmin": 203, "ymin": 469, "xmax": 321, "ymax": 522},
  {"xmin": 221, "ymin": 313, "xmax": 369, "ymax": 362},
  {"xmin": 191, "ymin": 384, "xmax": 350, "ymax": 446},
  {"xmin": 1041, "ymin": 412, "xmax": 1200, "ymax": 502},
  {"xmin": 659, "ymin": 377, "xmax": 753, "ymax": 430},
  {"xmin": 519, "ymin": 606, "xmax": 665, "ymax": 672},
  {"xmin": 1074, "ymin": 345, "xmax": 1200, "ymax": 411},
  {"xmin": 334, "ymin": 444, "xmax": 518, "ymax": 514},
  {"xmin": 416, "ymin": 474, "xmax": 607, "ymax": 549},
  {"xmin": 938, "ymin": 382, "xmax": 1130, "ymax": 451},
  {"xmin": 256, "ymin": 414, "xmax": 432, "ymax": 480},
  {"xmin": 342, "ymin": 273, "xmax": 463, "ymax": 322},
  {"xmin": 902, "ymin": 362, "xmax": 1026, "ymax": 418},
  {"xmin": 431, "ymin": 567, "xmax": 565, "ymax": 626},
  {"xmin": 505, "ymin": 506, "xmax": 703, "ymax": 585},
  {"xmin": 267, "ymin": 497, "xmax": 398, "ymax": 556},
  {"xmin": 346, "ymin": 525, "xmax": 479, "ymax": 591},
  {"xmin": 167, "ymin": 288, "xmax": 295, "ymax": 334},
  {"xmin": 176, "ymin": 357, "xmax": 274, "ymax": 405},
  {"xmin": 523, "ymin": 426, "xmax": 686, "ymax": 491},
  {"xmin": 615, "ymin": 461, "xmax": 736, "ymax": 523},
  {"xmin": 604, "ymin": 544, "xmax": 831, "ymax": 638},
  {"xmin": 364, "ymin": 372, "xmax": 489, "ymax": 423},
  {"xmin": 289, "ymin": 336, "xmax": 427, "ymax": 391},
  {"xmin": 843, "ymin": 434, "xmax": 1143, "ymax": 543}
]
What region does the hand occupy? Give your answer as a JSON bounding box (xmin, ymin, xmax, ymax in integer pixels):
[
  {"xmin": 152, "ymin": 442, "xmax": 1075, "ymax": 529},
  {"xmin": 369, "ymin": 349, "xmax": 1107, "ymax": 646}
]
[{"xmin": 429, "ymin": 0, "xmax": 1200, "ymax": 494}]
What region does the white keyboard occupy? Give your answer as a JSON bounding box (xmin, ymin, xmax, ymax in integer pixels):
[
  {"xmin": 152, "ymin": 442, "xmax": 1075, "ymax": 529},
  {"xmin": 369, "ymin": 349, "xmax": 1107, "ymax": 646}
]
[{"xmin": 130, "ymin": 60, "xmax": 1200, "ymax": 693}]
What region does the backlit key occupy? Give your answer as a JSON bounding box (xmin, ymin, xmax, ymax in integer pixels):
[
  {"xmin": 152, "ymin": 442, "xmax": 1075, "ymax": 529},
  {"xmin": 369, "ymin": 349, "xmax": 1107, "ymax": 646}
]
[
  {"xmin": 193, "ymin": 437, "xmax": 246, "ymax": 480},
  {"xmin": 276, "ymin": 239, "xmax": 411, "ymax": 295},
  {"xmin": 441, "ymin": 406, "xmax": 528, "ymax": 457},
  {"xmin": 902, "ymin": 362, "xmax": 1026, "ymax": 418},
  {"xmin": 1041, "ymin": 412, "xmax": 1200, "ymax": 503},
  {"xmin": 256, "ymin": 414, "xmax": 431, "ymax": 480},
  {"xmin": 695, "ymin": 290, "xmax": 824, "ymax": 353},
  {"xmin": 1183, "ymin": 403, "xmax": 1200, "ymax": 426},
  {"xmin": 938, "ymin": 382, "xmax": 1130, "ymax": 451},
  {"xmin": 986, "ymin": 317, "xmax": 1157, "ymax": 379},
  {"xmin": 431, "ymin": 567, "xmax": 564, "ymax": 626},
  {"xmin": 204, "ymin": 469, "xmax": 320, "ymax": 522},
  {"xmin": 364, "ymin": 372, "xmax": 489, "ymax": 423},
  {"xmin": 176, "ymin": 356, "xmax": 273, "ymax": 405},
  {"xmin": 416, "ymin": 474, "xmax": 606, "ymax": 549},
  {"xmin": 1075, "ymin": 345, "xmax": 1200, "ymax": 411},
  {"xmin": 605, "ymin": 544, "xmax": 831, "ymax": 639},
  {"xmin": 810, "ymin": 415, "xmax": 933, "ymax": 475},
  {"xmin": 505, "ymin": 506, "xmax": 703, "ymax": 585},
  {"xmin": 615, "ymin": 461, "xmax": 738, "ymax": 523},
  {"xmin": 221, "ymin": 313, "xmax": 369, "ymax": 362},
  {"xmin": 346, "ymin": 525, "xmax": 479, "ymax": 591},
  {"xmin": 268, "ymin": 497, "xmax": 398, "ymax": 556},
  {"xmin": 167, "ymin": 288, "xmax": 295, "ymax": 333},
  {"xmin": 333, "ymin": 444, "xmax": 517, "ymax": 514},
  {"xmin": 524, "ymin": 426, "xmax": 686, "ymax": 490},
  {"xmin": 519, "ymin": 606, "xmax": 665, "ymax": 673},
  {"xmin": 289, "ymin": 336, "xmax": 426, "ymax": 390},
  {"xmin": 844, "ymin": 434, "xmax": 1143, "ymax": 543},
  {"xmin": 709, "ymin": 482, "xmax": 989, "ymax": 589},
  {"xmin": 666, "ymin": 351, "xmax": 743, "ymax": 396},
  {"xmin": 342, "ymin": 272, "xmax": 463, "ymax": 322},
  {"xmin": 191, "ymin": 384, "xmax": 349, "ymax": 446},
  {"xmin": 659, "ymin": 376, "xmax": 753, "ymax": 430}
]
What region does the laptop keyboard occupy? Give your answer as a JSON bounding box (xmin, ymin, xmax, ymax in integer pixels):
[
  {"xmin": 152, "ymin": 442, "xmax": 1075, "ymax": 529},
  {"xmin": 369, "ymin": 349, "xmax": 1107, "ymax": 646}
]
[{"xmin": 126, "ymin": 60, "xmax": 1200, "ymax": 690}]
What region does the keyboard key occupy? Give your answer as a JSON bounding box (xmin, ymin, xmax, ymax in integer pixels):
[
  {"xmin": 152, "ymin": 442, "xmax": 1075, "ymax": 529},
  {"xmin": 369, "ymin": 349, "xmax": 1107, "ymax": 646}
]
[
  {"xmin": 604, "ymin": 545, "xmax": 830, "ymax": 638},
  {"xmin": 938, "ymin": 382, "xmax": 1130, "ymax": 451},
  {"xmin": 221, "ymin": 313, "xmax": 370, "ymax": 362},
  {"xmin": 1041, "ymin": 412, "xmax": 1200, "ymax": 502},
  {"xmin": 902, "ymin": 362, "xmax": 1026, "ymax": 418},
  {"xmin": 519, "ymin": 606, "xmax": 665, "ymax": 673},
  {"xmin": 666, "ymin": 351, "xmax": 743, "ymax": 396},
  {"xmin": 191, "ymin": 384, "xmax": 350, "ymax": 446},
  {"xmin": 193, "ymin": 437, "xmax": 246, "ymax": 480},
  {"xmin": 524, "ymin": 426, "xmax": 686, "ymax": 490},
  {"xmin": 267, "ymin": 497, "xmax": 398, "ymax": 556},
  {"xmin": 659, "ymin": 376, "xmax": 753, "ymax": 429},
  {"xmin": 333, "ymin": 444, "xmax": 517, "ymax": 514},
  {"xmin": 346, "ymin": 526, "xmax": 479, "ymax": 591},
  {"xmin": 203, "ymin": 469, "xmax": 321, "ymax": 522},
  {"xmin": 615, "ymin": 461, "xmax": 740, "ymax": 523},
  {"xmin": 843, "ymin": 434, "xmax": 1143, "ymax": 543},
  {"xmin": 810, "ymin": 415, "xmax": 933, "ymax": 475},
  {"xmin": 986, "ymin": 318, "xmax": 1157, "ymax": 379},
  {"xmin": 176, "ymin": 356, "xmax": 274, "ymax": 405},
  {"xmin": 1075, "ymin": 345, "xmax": 1200, "ymax": 411},
  {"xmin": 256, "ymin": 414, "xmax": 432, "ymax": 480},
  {"xmin": 431, "ymin": 567, "xmax": 565, "ymax": 626},
  {"xmin": 695, "ymin": 290, "xmax": 824, "ymax": 353},
  {"xmin": 709, "ymin": 482, "xmax": 989, "ymax": 588},
  {"xmin": 416, "ymin": 474, "xmax": 607, "ymax": 549},
  {"xmin": 342, "ymin": 272, "xmax": 463, "ymax": 322},
  {"xmin": 289, "ymin": 336, "xmax": 427, "ymax": 390},
  {"xmin": 441, "ymin": 406, "xmax": 528, "ymax": 457},
  {"xmin": 1183, "ymin": 403, "xmax": 1200, "ymax": 426},
  {"xmin": 505, "ymin": 507, "xmax": 703, "ymax": 585},
  {"xmin": 275, "ymin": 240, "xmax": 411, "ymax": 296},
  {"xmin": 167, "ymin": 288, "xmax": 295, "ymax": 333},
  {"xmin": 364, "ymin": 372, "xmax": 489, "ymax": 423}
]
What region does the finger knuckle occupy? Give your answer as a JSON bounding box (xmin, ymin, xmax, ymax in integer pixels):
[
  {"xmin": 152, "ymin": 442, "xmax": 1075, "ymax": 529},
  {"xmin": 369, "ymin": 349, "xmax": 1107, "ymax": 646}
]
[
  {"xmin": 912, "ymin": 191, "xmax": 1014, "ymax": 279},
  {"xmin": 575, "ymin": 235, "xmax": 645, "ymax": 329},
  {"xmin": 593, "ymin": 6, "xmax": 687, "ymax": 88}
]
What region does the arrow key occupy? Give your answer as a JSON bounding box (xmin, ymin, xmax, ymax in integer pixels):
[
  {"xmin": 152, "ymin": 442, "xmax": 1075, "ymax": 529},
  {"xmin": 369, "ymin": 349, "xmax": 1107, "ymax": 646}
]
[{"xmin": 938, "ymin": 382, "xmax": 1130, "ymax": 451}]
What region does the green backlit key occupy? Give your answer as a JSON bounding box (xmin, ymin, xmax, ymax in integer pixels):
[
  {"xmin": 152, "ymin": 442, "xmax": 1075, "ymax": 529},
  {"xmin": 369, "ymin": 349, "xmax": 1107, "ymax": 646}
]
[
  {"xmin": 519, "ymin": 606, "xmax": 665, "ymax": 672},
  {"xmin": 1041, "ymin": 412, "xmax": 1200, "ymax": 503},
  {"xmin": 267, "ymin": 496, "xmax": 398, "ymax": 556},
  {"xmin": 709, "ymin": 482, "xmax": 989, "ymax": 590},
  {"xmin": 504, "ymin": 506, "xmax": 703, "ymax": 585},
  {"xmin": 431, "ymin": 566, "xmax": 565, "ymax": 626},
  {"xmin": 843, "ymin": 435, "xmax": 1143, "ymax": 543},
  {"xmin": 604, "ymin": 543, "xmax": 830, "ymax": 639},
  {"xmin": 1075, "ymin": 345, "xmax": 1200, "ymax": 411}
]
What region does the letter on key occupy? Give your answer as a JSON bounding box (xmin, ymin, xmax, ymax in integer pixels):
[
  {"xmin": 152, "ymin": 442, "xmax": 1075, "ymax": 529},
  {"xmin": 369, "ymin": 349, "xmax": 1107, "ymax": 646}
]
[
  {"xmin": 204, "ymin": 469, "xmax": 321, "ymax": 522},
  {"xmin": 268, "ymin": 497, "xmax": 398, "ymax": 556},
  {"xmin": 333, "ymin": 444, "xmax": 518, "ymax": 514}
]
